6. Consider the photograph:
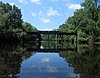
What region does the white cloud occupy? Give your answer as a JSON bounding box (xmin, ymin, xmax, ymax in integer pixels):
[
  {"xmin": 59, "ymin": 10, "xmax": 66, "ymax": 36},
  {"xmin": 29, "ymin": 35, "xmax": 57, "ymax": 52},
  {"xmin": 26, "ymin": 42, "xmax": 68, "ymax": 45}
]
[
  {"xmin": 31, "ymin": 0, "xmax": 41, "ymax": 5},
  {"xmin": 67, "ymin": 4, "xmax": 81, "ymax": 10},
  {"xmin": 19, "ymin": 0, "xmax": 28, "ymax": 4},
  {"xmin": 39, "ymin": 17, "xmax": 50, "ymax": 24},
  {"xmin": 31, "ymin": 11, "xmax": 36, "ymax": 16},
  {"xmin": 38, "ymin": 8, "xmax": 60, "ymax": 24},
  {"xmin": 41, "ymin": 57, "xmax": 50, "ymax": 62},
  {"xmin": 47, "ymin": 7, "xmax": 60, "ymax": 17},
  {"xmin": 9, "ymin": 2, "xmax": 20, "ymax": 8},
  {"xmin": 38, "ymin": 10, "xmax": 50, "ymax": 24},
  {"xmin": 9, "ymin": 2, "xmax": 15, "ymax": 6},
  {"xmin": 47, "ymin": 66, "xmax": 58, "ymax": 72}
]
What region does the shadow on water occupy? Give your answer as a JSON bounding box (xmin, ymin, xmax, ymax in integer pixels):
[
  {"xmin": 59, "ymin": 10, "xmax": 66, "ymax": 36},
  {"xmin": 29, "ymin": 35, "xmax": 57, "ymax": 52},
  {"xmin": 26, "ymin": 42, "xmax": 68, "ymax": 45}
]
[{"xmin": 0, "ymin": 41, "xmax": 99, "ymax": 78}]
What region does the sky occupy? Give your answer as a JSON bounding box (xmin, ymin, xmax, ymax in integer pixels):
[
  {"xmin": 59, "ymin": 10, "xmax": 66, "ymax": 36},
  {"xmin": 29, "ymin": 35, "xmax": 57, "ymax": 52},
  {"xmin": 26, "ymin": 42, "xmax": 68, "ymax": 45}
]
[{"xmin": 1, "ymin": 0, "xmax": 84, "ymax": 30}]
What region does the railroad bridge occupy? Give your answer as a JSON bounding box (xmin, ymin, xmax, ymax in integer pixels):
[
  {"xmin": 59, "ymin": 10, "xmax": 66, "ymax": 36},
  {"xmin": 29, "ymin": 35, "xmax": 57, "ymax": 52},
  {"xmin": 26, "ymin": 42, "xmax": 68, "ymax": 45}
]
[
  {"xmin": 26, "ymin": 31, "xmax": 77, "ymax": 42},
  {"xmin": 25, "ymin": 31, "xmax": 78, "ymax": 51}
]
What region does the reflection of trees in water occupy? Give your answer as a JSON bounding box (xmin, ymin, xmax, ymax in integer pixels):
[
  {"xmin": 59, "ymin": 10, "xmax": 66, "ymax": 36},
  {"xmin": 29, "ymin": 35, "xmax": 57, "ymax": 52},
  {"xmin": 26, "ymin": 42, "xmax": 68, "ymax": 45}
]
[
  {"xmin": 0, "ymin": 42, "xmax": 36, "ymax": 77},
  {"xmin": 23, "ymin": 41, "xmax": 40, "ymax": 50},
  {"xmin": 0, "ymin": 43, "xmax": 22, "ymax": 77},
  {"xmin": 41, "ymin": 41, "xmax": 76, "ymax": 49},
  {"xmin": 59, "ymin": 44, "xmax": 100, "ymax": 78},
  {"xmin": 0, "ymin": 41, "xmax": 99, "ymax": 78}
]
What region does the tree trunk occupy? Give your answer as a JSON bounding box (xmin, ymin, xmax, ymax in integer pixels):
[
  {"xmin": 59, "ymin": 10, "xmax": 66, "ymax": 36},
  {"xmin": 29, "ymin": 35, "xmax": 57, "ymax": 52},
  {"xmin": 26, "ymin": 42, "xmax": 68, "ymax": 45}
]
[
  {"xmin": 88, "ymin": 36, "xmax": 94, "ymax": 46},
  {"xmin": 88, "ymin": 31, "xmax": 95, "ymax": 45}
]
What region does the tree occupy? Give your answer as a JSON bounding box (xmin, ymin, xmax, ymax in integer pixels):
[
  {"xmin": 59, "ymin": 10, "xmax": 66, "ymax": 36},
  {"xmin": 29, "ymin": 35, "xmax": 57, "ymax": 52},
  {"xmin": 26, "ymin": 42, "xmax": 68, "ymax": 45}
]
[
  {"xmin": 0, "ymin": 1, "xmax": 39, "ymax": 40},
  {"xmin": 22, "ymin": 22, "xmax": 38, "ymax": 32},
  {"xmin": 0, "ymin": 2, "xmax": 22, "ymax": 32},
  {"xmin": 59, "ymin": 0, "xmax": 100, "ymax": 43}
]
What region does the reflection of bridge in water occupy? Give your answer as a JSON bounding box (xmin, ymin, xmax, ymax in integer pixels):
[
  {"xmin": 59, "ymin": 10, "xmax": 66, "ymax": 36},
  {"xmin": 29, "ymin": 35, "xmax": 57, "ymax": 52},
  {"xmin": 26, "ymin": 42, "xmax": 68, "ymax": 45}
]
[
  {"xmin": 26, "ymin": 31, "xmax": 78, "ymax": 52},
  {"xmin": 27, "ymin": 48, "xmax": 77, "ymax": 52}
]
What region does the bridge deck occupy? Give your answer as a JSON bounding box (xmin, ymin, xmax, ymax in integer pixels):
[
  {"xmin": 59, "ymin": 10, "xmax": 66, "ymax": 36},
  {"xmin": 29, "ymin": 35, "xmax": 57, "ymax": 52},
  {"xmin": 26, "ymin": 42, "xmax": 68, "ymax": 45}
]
[{"xmin": 27, "ymin": 31, "xmax": 77, "ymax": 35}]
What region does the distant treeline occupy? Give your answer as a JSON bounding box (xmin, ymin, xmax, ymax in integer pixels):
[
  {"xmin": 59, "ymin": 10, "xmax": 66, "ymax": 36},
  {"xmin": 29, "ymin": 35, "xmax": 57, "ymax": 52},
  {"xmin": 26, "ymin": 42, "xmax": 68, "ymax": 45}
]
[
  {"xmin": 0, "ymin": 1, "xmax": 38, "ymax": 41},
  {"xmin": 59, "ymin": 0, "xmax": 100, "ymax": 43}
]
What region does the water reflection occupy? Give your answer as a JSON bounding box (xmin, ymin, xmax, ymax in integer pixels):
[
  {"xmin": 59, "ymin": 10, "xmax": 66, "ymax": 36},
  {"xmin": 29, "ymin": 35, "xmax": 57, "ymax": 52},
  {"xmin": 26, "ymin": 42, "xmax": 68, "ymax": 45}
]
[
  {"xmin": 20, "ymin": 53, "xmax": 76, "ymax": 78},
  {"xmin": 0, "ymin": 42, "xmax": 22, "ymax": 78},
  {"xmin": 0, "ymin": 42, "xmax": 99, "ymax": 78},
  {"xmin": 0, "ymin": 42, "xmax": 35, "ymax": 78},
  {"xmin": 59, "ymin": 44, "xmax": 100, "ymax": 78}
]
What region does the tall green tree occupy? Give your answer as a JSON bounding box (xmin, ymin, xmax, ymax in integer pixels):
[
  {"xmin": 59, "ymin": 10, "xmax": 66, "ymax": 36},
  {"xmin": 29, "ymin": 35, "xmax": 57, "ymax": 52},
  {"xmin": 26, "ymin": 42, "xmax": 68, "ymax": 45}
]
[
  {"xmin": 0, "ymin": 2, "xmax": 22, "ymax": 32},
  {"xmin": 59, "ymin": 0, "xmax": 100, "ymax": 43}
]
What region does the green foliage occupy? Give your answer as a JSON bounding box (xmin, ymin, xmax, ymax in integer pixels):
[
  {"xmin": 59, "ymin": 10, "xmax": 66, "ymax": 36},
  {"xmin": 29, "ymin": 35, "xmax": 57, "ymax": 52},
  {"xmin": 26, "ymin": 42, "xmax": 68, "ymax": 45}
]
[
  {"xmin": 12, "ymin": 28, "xmax": 26, "ymax": 39},
  {"xmin": 59, "ymin": 24, "xmax": 68, "ymax": 32},
  {"xmin": 59, "ymin": 0, "xmax": 100, "ymax": 42},
  {"xmin": 0, "ymin": 2, "xmax": 22, "ymax": 31},
  {"xmin": 81, "ymin": 0, "xmax": 93, "ymax": 8},
  {"xmin": 0, "ymin": 1, "xmax": 38, "ymax": 40},
  {"xmin": 22, "ymin": 22, "xmax": 38, "ymax": 32}
]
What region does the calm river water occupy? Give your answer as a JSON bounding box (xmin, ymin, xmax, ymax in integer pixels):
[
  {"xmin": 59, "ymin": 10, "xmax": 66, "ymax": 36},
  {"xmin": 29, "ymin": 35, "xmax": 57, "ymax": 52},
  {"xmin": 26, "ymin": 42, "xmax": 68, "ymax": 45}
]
[{"xmin": 0, "ymin": 42, "xmax": 100, "ymax": 78}]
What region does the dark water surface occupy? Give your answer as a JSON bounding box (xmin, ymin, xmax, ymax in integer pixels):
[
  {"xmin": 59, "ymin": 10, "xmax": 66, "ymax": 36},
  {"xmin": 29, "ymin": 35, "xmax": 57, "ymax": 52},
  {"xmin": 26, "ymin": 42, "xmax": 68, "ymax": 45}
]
[{"xmin": 0, "ymin": 42, "xmax": 100, "ymax": 78}]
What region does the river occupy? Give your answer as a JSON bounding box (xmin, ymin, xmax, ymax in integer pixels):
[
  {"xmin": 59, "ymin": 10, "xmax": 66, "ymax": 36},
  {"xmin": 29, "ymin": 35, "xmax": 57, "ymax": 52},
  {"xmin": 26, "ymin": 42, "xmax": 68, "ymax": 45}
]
[{"xmin": 0, "ymin": 42, "xmax": 99, "ymax": 78}]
